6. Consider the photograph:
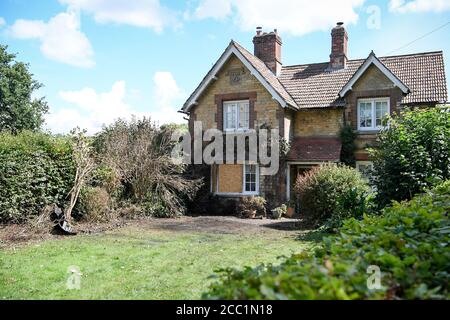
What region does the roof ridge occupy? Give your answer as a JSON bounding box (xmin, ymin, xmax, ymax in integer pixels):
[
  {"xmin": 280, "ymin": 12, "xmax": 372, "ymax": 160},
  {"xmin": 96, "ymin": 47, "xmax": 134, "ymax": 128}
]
[{"xmin": 282, "ymin": 50, "xmax": 444, "ymax": 69}]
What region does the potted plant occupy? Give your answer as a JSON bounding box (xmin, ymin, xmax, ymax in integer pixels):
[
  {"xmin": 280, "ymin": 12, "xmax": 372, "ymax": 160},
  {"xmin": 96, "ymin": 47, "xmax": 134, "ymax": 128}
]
[
  {"xmin": 285, "ymin": 200, "xmax": 296, "ymax": 218},
  {"xmin": 271, "ymin": 204, "xmax": 286, "ymax": 219}
]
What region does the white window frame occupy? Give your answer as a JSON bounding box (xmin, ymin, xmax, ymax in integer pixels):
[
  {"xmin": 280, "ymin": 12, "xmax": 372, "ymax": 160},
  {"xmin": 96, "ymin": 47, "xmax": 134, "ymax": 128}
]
[
  {"xmin": 243, "ymin": 163, "xmax": 259, "ymax": 195},
  {"xmin": 223, "ymin": 100, "xmax": 250, "ymax": 132},
  {"xmin": 357, "ymin": 97, "xmax": 390, "ymax": 131},
  {"xmin": 356, "ymin": 161, "xmax": 373, "ymax": 180}
]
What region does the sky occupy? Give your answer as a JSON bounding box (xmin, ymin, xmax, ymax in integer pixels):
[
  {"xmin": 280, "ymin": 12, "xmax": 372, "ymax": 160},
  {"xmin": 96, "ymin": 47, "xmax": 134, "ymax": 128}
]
[{"xmin": 0, "ymin": 0, "xmax": 449, "ymax": 134}]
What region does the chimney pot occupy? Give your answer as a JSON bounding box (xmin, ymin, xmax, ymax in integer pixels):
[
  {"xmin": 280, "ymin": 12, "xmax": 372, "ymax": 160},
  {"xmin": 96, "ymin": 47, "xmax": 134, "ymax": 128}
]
[{"xmin": 253, "ymin": 27, "xmax": 282, "ymax": 76}]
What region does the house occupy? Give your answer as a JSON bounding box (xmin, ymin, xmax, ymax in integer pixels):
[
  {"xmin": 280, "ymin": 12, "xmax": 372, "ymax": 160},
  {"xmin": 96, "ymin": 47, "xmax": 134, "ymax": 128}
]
[{"xmin": 180, "ymin": 22, "xmax": 448, "ymax": 209}]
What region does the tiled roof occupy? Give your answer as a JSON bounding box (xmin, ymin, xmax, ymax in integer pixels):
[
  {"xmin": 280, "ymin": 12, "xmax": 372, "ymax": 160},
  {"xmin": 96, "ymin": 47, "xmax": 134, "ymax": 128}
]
[
  {"xmin": 232, "ymin": 41, "xmax": 298, "ymax": 108},
  {"xmin": 287, "ymin": 137, "xmax": 342, "ymax": 162},
  {"xmin": 279, "ymin": 51, "xmax": 448, "ymax": 108}
]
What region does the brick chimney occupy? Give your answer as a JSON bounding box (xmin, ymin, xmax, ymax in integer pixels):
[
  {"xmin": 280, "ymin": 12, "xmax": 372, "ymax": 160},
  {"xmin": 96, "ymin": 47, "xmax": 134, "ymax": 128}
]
[
  {"xmin": 329, "ymin": 22, "xmax": 348, "ymax": 69},
  {"xmin": 253, "ymin": 27, "xmax": 282, "ymax": 76}
]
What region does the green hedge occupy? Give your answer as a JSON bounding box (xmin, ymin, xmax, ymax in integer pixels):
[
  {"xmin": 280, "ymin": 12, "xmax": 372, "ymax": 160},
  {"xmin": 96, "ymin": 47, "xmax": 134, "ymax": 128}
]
[
  {"xmin": 0, "ymin": 131, "xmax": 75, "ymax": 222},
  {"xmin": 204, "ymin": 181, "xmax": 450, "ymax": 300}
]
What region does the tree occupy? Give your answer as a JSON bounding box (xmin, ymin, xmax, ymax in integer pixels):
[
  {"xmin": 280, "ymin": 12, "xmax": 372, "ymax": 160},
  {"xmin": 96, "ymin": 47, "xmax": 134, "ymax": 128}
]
[
  {"xmin": 0, "ymin": 45, "xmax": 48, "ymax": 133},
  {"xmin": 370, "ymin": 106, "xmax": 450, "ymax": 208}
]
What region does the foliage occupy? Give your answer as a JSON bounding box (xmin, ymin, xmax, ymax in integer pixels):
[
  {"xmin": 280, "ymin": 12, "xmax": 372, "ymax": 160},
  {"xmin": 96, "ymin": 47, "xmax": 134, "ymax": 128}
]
[
  {"xmin": 238, "ymin": 196, "xmax": 267, "ymax": 218},
  {"xmin": 94, "ymin": 118, "xmax": 202, "ymax": 217},
  {"xmin": 77, "ymin": 186, "xmax": 112, "ymax": 222},
  {"xmin": 64, "ymin": 128, "xmax": 96, "ymax": 221},
  {"xmin": 324, "ymin": 189, "xmax": 376, "ymax": 231},
  {"xmin": 0, "ymin": 131, "xmax": 75, "ymax": 222},
  {"xmin": 0, "ymin": 45, "xmax": 48, "ymax": 133},
  {"xmin": 339, "ymin": 124, "xmax": 357, "ymax": 167},
  {"xmin": 205, "ymin": 181, "xmax": 450, "ymax": 300},
  {"xmin": 370, "ymin": 107, "xmax": 450, "ymax": 208},
  {"xmin": 271, "ymin": 204, "xmax": 287, "ymax": 219},
  {"xmin": 294, "ymin": 163, "xmax": 370, "ymax": 226}
]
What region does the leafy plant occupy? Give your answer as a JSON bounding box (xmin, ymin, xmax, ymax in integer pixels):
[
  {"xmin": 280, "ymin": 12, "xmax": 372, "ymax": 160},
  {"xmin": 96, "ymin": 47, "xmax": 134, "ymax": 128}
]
[
  {"xmin": 370, "ymin": 106, "xmax": 450, "ymax": 208},
  {"xmin": 0, "ymin": 131, "xmax": 75, "ymax": 222},
  {"xmin": 339, "ymin": 124, "xmax": 357, "ymax": 167},
  {"xmin": 238, "ymin": 196, "xmax": 267, "ymax": 218},
  {"xmin": 271, "ymin": 204, "xmax": 287, "ymax": 219},
  {"xmin": 0, "ymin": 45, "xmax": 48, "ymax": 133},
  {"xmin": 204, "ymin": 181, "xmax": 450, "ymax": 300},
  {"xmin": 294, "ymin": 163, "xmax": 370, "ymax": 226}
]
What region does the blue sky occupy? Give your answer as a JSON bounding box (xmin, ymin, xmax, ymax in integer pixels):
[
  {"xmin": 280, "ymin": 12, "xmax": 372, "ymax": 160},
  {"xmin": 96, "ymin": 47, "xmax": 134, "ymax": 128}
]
[{"xmin": 0, "ymin": 0, "xmax": 449, "ymax": 133}]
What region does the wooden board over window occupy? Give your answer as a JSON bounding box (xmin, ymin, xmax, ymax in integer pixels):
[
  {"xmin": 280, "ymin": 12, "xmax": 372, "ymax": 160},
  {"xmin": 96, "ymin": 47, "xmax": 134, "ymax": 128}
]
[{"xmin": 218, "ymin": 164, "xmax": 243, "ymax": 193}]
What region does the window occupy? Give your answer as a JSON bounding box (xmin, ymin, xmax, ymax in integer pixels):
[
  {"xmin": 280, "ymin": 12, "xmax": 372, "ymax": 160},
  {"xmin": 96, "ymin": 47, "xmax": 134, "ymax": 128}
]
[
  {"xmin": 244, "ymin": 164, "xmax": 258, "ymax": 194},
  {"xmin": 356, "ymin": 161, "xmax": 373, "ymax": 181},
  {"xmin": 223, "ymin": 100, "xmax": 249, "ymax": 131},
  {"xmin": 358, "ymin": 98, "xmax": 390, "ymax": 130}
]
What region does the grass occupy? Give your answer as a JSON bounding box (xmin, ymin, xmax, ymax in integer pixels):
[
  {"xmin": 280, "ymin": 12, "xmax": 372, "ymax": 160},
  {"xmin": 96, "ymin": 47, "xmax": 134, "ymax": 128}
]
[{"xmin": 0, "ymin": 222, "xmax": 313, "ymax": 299}]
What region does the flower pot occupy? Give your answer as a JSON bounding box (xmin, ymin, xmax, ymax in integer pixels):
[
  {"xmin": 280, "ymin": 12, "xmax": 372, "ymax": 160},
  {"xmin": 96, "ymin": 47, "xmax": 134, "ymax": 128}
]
[{"xmin": 285, "ymin": 207, "xmax": 295, "ymax": 218}]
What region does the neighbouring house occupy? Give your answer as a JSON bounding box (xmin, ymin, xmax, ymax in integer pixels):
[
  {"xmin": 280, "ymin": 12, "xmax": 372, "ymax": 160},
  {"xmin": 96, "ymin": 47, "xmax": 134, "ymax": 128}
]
[{"xmin": 180, "ymin": 22, "xmax": 448, "ymax": 210}]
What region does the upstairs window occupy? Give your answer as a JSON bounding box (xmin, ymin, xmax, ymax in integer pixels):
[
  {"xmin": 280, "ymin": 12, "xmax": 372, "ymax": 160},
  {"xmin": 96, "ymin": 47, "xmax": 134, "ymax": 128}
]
[
  {"xmin": 358, "ymin": 98, "xmax": 390, "ymax": 131},
  {"xmin": 223, "ymin": 100, "xmax": 249, "ymax": 131}
]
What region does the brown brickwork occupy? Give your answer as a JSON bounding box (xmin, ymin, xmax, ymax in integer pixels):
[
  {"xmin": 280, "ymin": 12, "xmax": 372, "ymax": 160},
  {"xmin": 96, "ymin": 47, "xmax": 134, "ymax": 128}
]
[
  {"xmin": 329, "ymin": 22, "xmax": 348, "ymax": 69},
  {"xmin": 253, "ymin": 30, "xmax": 282, "ymax": 75},
  {"xmin": 294, "ymin": 108, "xmax": 344, "ymax": 137}
]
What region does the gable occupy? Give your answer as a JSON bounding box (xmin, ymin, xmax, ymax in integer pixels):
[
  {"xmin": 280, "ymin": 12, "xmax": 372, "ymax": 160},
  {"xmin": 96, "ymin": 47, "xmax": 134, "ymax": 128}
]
[
  {"xmin": 339, "ymin": 53, "xmax": 410, "ymax": 98},
  {"xmin": 181, "ymin": 41, "xmax": 297, "ymax": 113},
  {"xmin": 192, "ymin": 55, "xmax": 283, "ymax": 130},
  {"xmin": 352, "ymin": 64, "xmax": 396, "ymax": 91}
]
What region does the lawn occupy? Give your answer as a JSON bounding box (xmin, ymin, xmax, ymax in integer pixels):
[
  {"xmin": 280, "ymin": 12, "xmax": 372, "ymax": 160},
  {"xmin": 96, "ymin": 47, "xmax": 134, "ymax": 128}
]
[{"xmin": 0, "ymin": 217, "xmax": 315, "ymax": 299}]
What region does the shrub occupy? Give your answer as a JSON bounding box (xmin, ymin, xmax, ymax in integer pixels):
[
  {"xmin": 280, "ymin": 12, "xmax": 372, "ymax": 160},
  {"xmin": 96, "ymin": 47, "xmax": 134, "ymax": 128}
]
[
  {"xmin": 339, "ymin": 124, "xmax": 357, "ymax": 167},
  {"xmin": 238, "ymin": 196, "xmax": 266, "ymax": 218},
  {"xmin": 94, "ymin": 118, "xmax": 202, "ymax": 217},
  {"xmin": 0, "ymin": 131, "xmax": 75, "ymax": 222},
  {"xmin": 294, "ymin": 163, "xmax": 370, "ymax": 226},
  {"xmin": 204, "ymin": 181, "xmax": 450, "ymax": 300},
  {"xmin": 271, "ymin": 204, "xmax": 287, "ymax": 219},
  {"xmin": 76, "ymin": 187, "xmax": 112, "ymax": 222},
  {"xmin": 370, "ymin": 106, "xmax": 450, "ymax": 208}
]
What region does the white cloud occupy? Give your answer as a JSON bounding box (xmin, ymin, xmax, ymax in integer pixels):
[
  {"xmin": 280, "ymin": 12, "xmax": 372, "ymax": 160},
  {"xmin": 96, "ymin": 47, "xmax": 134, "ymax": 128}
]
[
  {"xmin": 8, "ymin": 10, "xmax": 94, "ymax": 68},
  {"xmin": 193, "ymin": 0, "xmax": 233, "ymax": 20},
  {"xmin": 191, "ymin": 0, "xmax": 366, "ymax": 36},
  {"xmin": 59, "ymin": 0, "xmax": 180, "ymax": 32},
  {"xmin": 150, "ymin": 72, "xmax": 186, "ymax": 125},
  {"xmin": 389, "ymin": 0, "xmax": 450, "ymax": 13},
  {"xmin": 46, "ymin": 74, "xmax": 185, "ymax": 134},
  {"xmin": 0, "ymin": 17, "xmax": 6, "ymax": 28}
]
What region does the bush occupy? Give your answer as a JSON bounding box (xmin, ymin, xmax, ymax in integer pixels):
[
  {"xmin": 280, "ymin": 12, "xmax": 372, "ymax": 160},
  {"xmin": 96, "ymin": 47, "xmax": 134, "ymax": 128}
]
[
  {"xmin": 204, "ymin": 181, "xmax": 450, "ymax": 300},
  {"xmin": 238, "ymin": 196, "xmax": 266, "ymax": 218},
  {"xmin": 76, "ymin": 187, "xmax": 112, "ymax": 222},
  {"xmin": 271, "ymin": 204, "xmax": 287, "ymax": 219},
  {"xmin": 294, "ymin": 163, "xmax": 370, "ymax": 226},
  {"xmin": 0, "ymin": 131, "xmax": 75, "ymax": 222},
  {"xmin": 371, "ymin": 106, "xmax": 450, "ymax": 208},
  {"xmin": 94, "ymin": 118, "xmax": 202, "ymax": 217},
  {"xmin": 339, "ymin": 124, "xmax": 357, "ymax": 167}
]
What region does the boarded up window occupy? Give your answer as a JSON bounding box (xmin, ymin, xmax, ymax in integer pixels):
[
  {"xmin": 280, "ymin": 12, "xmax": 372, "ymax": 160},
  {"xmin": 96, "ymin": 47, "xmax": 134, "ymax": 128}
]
[{"xmin": 218, "ymin": 164, "xmax": 243, "ymax": 193}]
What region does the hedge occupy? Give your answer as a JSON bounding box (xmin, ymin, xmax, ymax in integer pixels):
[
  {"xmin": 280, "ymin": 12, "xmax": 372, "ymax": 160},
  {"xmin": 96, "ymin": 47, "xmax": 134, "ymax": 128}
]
[
  {"xmin": 204, "ymin": 181, "xmax": 450, "ymax": 300},
  {"xmin": 0, "ymin": 131, "xmax": 75, "ymax": 222}
]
